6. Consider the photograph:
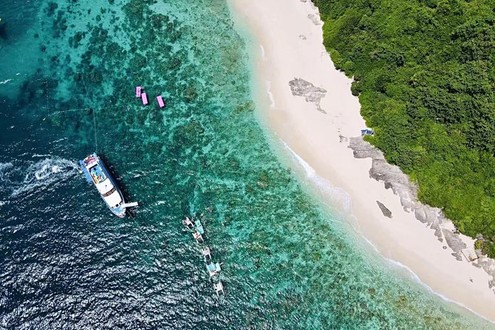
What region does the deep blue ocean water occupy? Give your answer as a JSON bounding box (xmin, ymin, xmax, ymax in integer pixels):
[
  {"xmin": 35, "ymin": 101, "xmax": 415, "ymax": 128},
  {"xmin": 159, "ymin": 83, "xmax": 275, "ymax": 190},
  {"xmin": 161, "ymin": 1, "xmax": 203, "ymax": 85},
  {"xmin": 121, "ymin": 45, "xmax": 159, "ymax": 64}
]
[{"xmin": 0, "ymin": 0, "xmax": 492, "ymax": 328}]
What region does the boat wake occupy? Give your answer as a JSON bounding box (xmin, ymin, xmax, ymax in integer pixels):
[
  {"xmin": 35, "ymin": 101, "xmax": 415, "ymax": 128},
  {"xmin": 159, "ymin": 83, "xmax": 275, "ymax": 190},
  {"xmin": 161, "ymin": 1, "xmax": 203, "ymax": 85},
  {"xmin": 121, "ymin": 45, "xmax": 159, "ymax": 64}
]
[
  {"xmin": 0, "ymin": 157, "xmax": 80, "ymax": 198},
  {"xmin": 0, "ymin": 162, "xmax": 14, "ymax": 175}
]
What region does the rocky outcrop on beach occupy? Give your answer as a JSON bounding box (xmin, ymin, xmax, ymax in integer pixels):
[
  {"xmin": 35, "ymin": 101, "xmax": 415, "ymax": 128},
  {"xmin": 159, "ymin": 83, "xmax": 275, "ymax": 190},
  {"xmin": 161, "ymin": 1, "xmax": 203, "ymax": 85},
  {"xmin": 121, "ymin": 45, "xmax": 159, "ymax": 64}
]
[
  {"xmin": 349, "ymin": 136, "xmax": 495, "ymax": 287},
  {"xmin": 289, "ymin": 78, "xmax": 327, "ymax": 113},
  {"xmin": 376, "ymin": 201, "xmax": 392, "ymax": 218}
]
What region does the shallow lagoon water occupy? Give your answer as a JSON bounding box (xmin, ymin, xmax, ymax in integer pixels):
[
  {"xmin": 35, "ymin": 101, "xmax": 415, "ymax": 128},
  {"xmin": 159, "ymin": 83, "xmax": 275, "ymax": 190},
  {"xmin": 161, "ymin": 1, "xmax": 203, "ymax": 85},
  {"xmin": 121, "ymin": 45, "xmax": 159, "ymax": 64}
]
[{"xmin": 0, "ymin": 0, "xmax": 492, "ymax": 328}]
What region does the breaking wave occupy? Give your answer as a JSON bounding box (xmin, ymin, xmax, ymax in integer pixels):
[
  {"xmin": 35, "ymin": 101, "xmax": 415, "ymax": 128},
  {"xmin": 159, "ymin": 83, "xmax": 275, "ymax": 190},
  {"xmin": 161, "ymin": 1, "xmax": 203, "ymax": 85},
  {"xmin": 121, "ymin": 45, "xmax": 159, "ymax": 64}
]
[{"xmin": 282, "ymin": 142, "xmax": 352, "ymax": 212}]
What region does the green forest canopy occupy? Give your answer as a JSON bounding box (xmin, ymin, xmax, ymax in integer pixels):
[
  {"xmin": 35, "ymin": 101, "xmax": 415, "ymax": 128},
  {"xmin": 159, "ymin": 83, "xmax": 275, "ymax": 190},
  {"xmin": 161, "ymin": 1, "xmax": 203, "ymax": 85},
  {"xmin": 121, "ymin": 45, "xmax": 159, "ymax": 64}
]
[{"xmin": 314, "ymin": 0, "xmax": 495, "ymax": 256}]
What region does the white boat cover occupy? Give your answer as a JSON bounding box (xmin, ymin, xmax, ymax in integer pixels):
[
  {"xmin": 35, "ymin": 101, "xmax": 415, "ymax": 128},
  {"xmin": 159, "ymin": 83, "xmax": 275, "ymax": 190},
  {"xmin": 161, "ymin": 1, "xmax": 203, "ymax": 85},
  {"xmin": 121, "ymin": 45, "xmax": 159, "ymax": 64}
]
[{"xmin": 104, "ymin": 189, "xmax": 122, "ymax": 208}]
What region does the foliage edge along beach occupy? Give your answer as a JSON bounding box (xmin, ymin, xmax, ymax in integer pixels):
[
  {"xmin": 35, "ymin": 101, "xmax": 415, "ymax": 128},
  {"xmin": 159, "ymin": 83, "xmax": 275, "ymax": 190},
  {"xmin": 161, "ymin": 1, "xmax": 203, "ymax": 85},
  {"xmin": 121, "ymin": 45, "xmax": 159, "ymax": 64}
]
[{"xmin": 314, "ymin": 0, "xmax": 495, "ymax": 256}]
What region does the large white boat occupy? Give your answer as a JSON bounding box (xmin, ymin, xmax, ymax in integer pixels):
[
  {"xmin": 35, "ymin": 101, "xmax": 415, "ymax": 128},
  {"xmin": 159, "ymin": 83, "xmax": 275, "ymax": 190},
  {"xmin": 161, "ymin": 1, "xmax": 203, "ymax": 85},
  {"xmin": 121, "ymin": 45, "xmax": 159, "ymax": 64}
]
[{"xmin": 79, "ymin": 153, "xmax": 128, "ymax": 217}]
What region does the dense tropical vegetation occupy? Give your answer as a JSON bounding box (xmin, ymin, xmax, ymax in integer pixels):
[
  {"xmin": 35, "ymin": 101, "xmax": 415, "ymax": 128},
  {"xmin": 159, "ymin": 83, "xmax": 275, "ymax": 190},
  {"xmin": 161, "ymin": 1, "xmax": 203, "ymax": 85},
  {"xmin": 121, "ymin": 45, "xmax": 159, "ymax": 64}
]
[{"xmin": 314, "ymin": 0, "xmax": 495, "ymax": 256}]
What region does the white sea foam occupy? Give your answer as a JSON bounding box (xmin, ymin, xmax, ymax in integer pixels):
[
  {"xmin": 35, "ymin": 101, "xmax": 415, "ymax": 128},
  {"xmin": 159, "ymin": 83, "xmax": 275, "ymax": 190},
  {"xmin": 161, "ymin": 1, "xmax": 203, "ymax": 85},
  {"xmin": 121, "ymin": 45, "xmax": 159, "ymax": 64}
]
[
  {"xmin": 11, "ymin": 157, "xmax": 79, "ymax": 197},
  {"xmin": 282, "ymin": 141, "xmax": 351, "ymax": 211},
  {"xmin": 50, "ymin": 137, "xmax": 68, "ymax": 144},
  {"xmin": 0, "ymin": 162, "xmax": 14, "ymax": 173},
  {"xmin": 386, "ymin": 257, "xmax": 493, "ymax": 323},
  {"xmin": 32, "ymin": 153, "xmax": 53, "ymax": 158},
  {"xmin": 266, "ymin": 81, "xmax": 275, "ymax": 108},
  {"xmin": 359, "ymin": 232, "xmax": 494, "ymax": 323},
  {"xmin": 0, "ymin": 162, "xmax": 14, "ymax": 183},
  {"xmin": 0, "ymin": 79, "xmax": 12, "ymax": 85},
  {"xmin": 281, "ymin": 142, "xmax": 492, "ymax": 323},
  {"xmin": 34, "ymin": 164, "xmax": 62, "ymax": 180}
]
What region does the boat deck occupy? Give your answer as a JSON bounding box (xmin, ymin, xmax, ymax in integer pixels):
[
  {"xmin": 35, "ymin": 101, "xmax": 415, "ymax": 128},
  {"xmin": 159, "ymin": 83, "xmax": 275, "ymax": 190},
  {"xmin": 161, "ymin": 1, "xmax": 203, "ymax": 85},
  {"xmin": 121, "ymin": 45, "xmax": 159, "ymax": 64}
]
[{"xmin": 89, "ymin": 164, "xmax": 107, "ymax": 184}]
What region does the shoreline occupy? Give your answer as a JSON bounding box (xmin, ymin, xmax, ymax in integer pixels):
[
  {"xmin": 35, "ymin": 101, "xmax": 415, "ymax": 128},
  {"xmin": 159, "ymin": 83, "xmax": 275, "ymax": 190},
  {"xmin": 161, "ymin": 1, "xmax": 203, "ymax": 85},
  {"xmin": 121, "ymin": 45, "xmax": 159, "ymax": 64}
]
[{"xmin": 228, "ymin": 0, "xmax": 495, "ymax": 322}]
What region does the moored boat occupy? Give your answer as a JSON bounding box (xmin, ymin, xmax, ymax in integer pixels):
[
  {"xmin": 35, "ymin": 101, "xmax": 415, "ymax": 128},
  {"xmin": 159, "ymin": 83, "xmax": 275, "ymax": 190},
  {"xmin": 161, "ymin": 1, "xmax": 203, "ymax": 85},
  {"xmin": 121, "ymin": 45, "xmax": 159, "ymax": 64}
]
[
  {"xmin": 182, "ymin": 216, "xmax": 195, "ymax": 229},
  {"xmin": 214, "ymin": 281, "xmax": 224, "ymax": 295},
  {"xmin": 193, "ymin": 230, "xmax": 204, "ymax": 243},
  {"xmin": 79, "ymin": 153, "xmax": 128, "ymax": 217},
  {"xmin": 202, "ymin": 246, "xmax": 212, "ymax": 262},
  {"xmin": 195, "ymin": 218, "xmax": 205, "ymax": 235},
  {"xmin": 206, "ymin": 262, "xmax": 221, "ymax": 277}
]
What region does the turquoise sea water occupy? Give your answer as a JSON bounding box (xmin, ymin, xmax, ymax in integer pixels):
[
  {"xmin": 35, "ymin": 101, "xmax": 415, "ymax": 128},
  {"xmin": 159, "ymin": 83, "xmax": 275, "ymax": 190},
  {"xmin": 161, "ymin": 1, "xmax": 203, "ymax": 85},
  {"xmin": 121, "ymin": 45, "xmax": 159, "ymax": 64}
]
[{"xmin": 0, "ymin": 0, "xmax": 493, "ymax": 328}]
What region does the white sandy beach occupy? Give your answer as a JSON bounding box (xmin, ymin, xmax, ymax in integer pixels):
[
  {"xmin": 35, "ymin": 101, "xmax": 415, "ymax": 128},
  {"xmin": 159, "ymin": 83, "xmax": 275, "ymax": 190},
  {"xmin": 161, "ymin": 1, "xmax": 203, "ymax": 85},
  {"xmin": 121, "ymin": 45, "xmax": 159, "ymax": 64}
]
[{"xmin": 228, "ymin": 0, "xmax": 495, "ymax": 322}]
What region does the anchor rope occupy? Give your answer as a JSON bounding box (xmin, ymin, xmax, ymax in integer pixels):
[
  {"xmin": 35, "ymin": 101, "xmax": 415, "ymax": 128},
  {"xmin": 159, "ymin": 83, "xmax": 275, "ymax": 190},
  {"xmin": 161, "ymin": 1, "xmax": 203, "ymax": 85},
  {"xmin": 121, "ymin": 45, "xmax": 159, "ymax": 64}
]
[{"xmin": 93, "ymin": 107, "xmax": 98, "ymax": 153}]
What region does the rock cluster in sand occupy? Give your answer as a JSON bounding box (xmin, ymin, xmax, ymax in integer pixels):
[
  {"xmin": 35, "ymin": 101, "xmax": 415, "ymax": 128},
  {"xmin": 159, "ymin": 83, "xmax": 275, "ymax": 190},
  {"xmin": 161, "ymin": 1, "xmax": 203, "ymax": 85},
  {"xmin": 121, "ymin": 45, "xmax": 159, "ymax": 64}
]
[
  {"xmin": 349, "ymin": 136, "xmax": 495, "ymax": 288},
  {"xmin": 289, "ymin": 78, "xmax": 327, "ymax": 113}
]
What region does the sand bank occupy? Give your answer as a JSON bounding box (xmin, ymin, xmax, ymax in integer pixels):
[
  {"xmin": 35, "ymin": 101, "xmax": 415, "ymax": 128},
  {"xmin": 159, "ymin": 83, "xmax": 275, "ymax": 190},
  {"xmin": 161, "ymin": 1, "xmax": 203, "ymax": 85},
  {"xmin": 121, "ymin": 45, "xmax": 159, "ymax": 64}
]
[{"xmin": 228, "ymin": 0, "xmax": 495, "ymax": 322}]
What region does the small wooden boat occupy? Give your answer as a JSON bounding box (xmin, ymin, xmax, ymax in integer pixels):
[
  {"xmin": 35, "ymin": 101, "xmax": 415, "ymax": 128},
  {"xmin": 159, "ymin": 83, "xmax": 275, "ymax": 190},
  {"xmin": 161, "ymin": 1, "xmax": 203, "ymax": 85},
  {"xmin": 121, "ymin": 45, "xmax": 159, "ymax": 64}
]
[
  {"xmin": 182, "ymin": 216, "xmax": 195, "ymax": 230},
  {"xmin": 135, "ymin": 86, "xmax": 142, "ymax": 97},
  {"xmin": 193, "ymin": 230, "xmax": 204, "ymax": 243},
  {"xmin": 206, "ymin": 262, "xmax": 221, "ymax": 277},
  {"xmin": 202, "ymin": 246, "xmax": 212, "ymax": 263},
  {"xmin": 214, "ymin": 281, "xmax": 224, "ymax": 295},
  {"xmin": 195, "ymin": 218, "xmax": 205, "ymax": 235}
]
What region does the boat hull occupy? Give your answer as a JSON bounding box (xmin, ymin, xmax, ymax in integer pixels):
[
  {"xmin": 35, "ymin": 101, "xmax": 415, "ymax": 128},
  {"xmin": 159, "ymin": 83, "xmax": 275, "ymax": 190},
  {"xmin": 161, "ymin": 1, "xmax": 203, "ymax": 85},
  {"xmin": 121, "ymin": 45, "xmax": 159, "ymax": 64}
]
[{"xmin": 80, "ymin": 153, "xmax": 126, "ymax": 217}]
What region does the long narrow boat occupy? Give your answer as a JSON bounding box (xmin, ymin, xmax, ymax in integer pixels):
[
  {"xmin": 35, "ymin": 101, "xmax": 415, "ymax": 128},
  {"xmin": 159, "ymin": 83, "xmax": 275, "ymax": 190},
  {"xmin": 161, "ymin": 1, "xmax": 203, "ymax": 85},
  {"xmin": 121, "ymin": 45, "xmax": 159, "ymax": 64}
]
[
  {"xmin": 79, "ymin": 153, "xmax": 127, "ymax": 217},
  {"xmin": 195, "ymin": 218, "xmax": 205, "ymax": 235}
]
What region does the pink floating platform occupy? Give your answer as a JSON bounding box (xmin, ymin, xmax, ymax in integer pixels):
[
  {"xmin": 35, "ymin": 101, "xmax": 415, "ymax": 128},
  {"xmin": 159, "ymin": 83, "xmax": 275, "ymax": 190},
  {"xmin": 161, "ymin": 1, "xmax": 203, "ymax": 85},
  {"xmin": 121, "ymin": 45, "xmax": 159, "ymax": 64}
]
[
  {"xmin": 141, "ymin": 92, "xmax": 148, "ymax": 105},
  {"xmin": 135, "ymin": 86, "xmax": 142, "ymax": 98},
  {"xmin": 156, "ymin": 95, "xmax": 165, "ymax": 108}
]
